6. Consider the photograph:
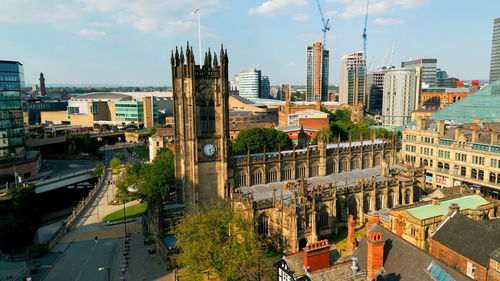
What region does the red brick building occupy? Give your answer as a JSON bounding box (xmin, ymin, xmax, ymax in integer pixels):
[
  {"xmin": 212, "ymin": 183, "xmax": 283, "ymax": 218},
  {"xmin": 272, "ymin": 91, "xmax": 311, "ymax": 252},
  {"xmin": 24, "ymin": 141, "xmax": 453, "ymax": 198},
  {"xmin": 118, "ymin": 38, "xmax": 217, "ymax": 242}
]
[
  {"xmin": 421, "ymin": 87, "xmax": 474, "ymax": 109},
  {"xmin": 276, "ymin": 125, "xmax": 318, "ymax": 143},
  {"xmin": 429, "ymin": 213, "xmax": 500, "ymax": 280}
]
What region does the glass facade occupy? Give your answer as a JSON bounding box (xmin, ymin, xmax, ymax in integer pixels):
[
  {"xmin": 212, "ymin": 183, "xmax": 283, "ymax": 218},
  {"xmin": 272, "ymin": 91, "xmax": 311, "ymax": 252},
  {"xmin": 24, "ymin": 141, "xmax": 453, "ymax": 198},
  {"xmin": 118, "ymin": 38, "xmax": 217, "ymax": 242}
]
[
  {"xmin": 490, "ymin": 18, "xmax": 500, "ymax": 84},
  {"xmin": 238, "ymin": 68, "xmax": 261, "ymax": 99},
  {"xmin": 115, "ymin": 100, "xmax": 159, "ymax": 122},
  {"xmin": 382, "ymin": 68, "xmax": 416, "ymax": 126},
  {"xmin": 260, "ymin": 76, "xmax": 270, "ymax": 99},
  {"xmin": 0, "ymin": 61, "xmax": 25, "ymax": 161},
  {"xmin": 401, "ymin": 57, "xmax": 437, "ymax": 88},
  {"xmin": 305, "ymin": 42, "xmax": 329, "ymax": 102},
  {"xmin": 339, "ymin": 51, "xmax": 366, "ymax": 106}
]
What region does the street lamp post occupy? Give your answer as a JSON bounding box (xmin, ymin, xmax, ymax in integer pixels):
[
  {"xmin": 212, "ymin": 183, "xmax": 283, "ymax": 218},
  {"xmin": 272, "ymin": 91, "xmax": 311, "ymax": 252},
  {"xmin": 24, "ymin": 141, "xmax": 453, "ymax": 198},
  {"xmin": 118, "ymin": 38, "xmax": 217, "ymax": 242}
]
[
  {"xmin": 98, "ymin": 267, "xmax": 110, "ymax": 281},
  {"xmin": 123, "ymin": 201, "xmax": 127, "ymax": 237}
]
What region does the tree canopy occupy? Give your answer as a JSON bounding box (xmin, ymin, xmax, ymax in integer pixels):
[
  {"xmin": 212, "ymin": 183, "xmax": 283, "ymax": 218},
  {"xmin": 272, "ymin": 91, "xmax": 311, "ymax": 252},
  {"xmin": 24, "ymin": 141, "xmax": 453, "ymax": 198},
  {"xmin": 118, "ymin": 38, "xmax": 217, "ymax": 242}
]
[
  {"xmin": 231, "ymin": 128, "xmax": 293, "ymax": 155},
  {"xmin": 175, "ymin": 201, "xmax": 275, "ymax": 281}
]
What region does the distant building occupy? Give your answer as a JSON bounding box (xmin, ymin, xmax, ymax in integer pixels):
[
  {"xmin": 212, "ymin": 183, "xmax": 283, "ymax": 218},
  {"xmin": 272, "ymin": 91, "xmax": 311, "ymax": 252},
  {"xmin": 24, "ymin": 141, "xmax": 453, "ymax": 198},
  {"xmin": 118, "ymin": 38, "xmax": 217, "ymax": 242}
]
[
  {"xmin": 41, "ymin": 92, "xmax": 159, "ymax": 129},
  {"xmin": 149, "ymin": 127, "xmax": 175, "ymax": 161},
  {"xmin": 31, "ymin": 84, "xmax": 38, "ymax": 93},
  {"xmin": 339, "ymin": 51, "xmax": 366, "ymax": 106},
  {"xmin": 229, "ymin": 122, "xmax": 274, "ymax": 140},
  {"xmin": 260, "ymin": 75, "xmax": 270, "ymax": 99},
  {"xmin": 382, "ymin": 68, "xmax": 418, "ymax": 126},
  {"xmin": 39, "ymin": 72, "xmax": 46, "ymax": 96},
  {"xmin": 490, "ymin": 18, "xmax": 500, "ymax": 84},
  {"xmin": 277, "ymin": 83, "xmax": 290, "ymax": 101},
  {"xmin": 436, "ymin": 68, "xmax": 459, "ymax": 88},
  {"xmin": 286, "ymin": 109, "xmax": 329, "ymax": 131},
  {"xmin": 366, "ymin": 67, "xmax": 388, "ymax": 115},
  {"xmin": 401, "ymin": 56, "xmax": 437, "ymax": 88},
  {"xmin": 306, "ymin": 42, "xmax": 329, "ymax": 102},
  {"xmin": 421, "ymin": 87, "xmax": 473, "ymax": 109},
  {"xmin": 238, "ymin": 68, "xmax": 261, "ymax": 99},
  {"xmin": 24, "ymin": 99, "xmax": 68, "ymax": 125},
  {"xmin": 276, "ymin": 125, "xmax": 318, "ymax": 143}
]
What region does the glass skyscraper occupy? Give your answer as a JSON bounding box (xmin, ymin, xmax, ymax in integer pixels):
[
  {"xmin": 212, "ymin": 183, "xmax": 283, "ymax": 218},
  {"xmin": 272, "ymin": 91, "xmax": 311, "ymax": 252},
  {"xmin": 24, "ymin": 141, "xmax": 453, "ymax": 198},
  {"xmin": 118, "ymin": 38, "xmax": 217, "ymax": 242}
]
[
  {"xmin": 238, "ymin": 68, "xmax": 261, "ymax": 99},
  {"xmin": 490, "ymin": 18, "xmax": 500, "ymax": 84},
  {"xmin": 339, "ymin": 51, "xmax": 366, "ymax": 106},
  {"xmin": 401, "ymin": 57, "xmax": 437, "ymax": 88},
  {"xmin": 0, "ymin": 60, "xmax": 25, "ymax": 161},
  {"xmin": 306, "ymin": 42, "xmax": 329, "ymax": 102}
]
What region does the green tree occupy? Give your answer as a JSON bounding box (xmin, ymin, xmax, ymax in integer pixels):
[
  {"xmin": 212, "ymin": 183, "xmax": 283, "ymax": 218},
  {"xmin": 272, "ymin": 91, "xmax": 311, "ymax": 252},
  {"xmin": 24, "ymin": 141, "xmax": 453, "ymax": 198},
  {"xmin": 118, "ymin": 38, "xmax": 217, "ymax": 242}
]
[
  {"xmin": 232, "ymin": 128, "xmax": 293, "ymax": 155},
  {"xmin": 110, "ymin": 157, "xmax": 121, "ymax": 169},
  {"xmin": 175, "ymin": 202, "xmax": 275, "ymax": 281},
  {"xmin": 92, "ymin": 163, "xmax": 105, "ymax": 178},
  {"xmin": 115, "ymin": 152, "xmax": 125, "ymax": 160},
  {"xmin": 139, "ymin": 149, "xmax": 175, "ymax": 202}
]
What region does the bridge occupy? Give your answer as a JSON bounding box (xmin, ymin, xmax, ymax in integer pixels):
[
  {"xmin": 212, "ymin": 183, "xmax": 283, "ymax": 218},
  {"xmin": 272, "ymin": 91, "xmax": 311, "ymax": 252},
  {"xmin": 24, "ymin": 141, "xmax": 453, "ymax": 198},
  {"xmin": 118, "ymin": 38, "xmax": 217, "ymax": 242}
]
[{"xmin": 31, "ymin": 168, "xmax": 96, "ymax": 194}]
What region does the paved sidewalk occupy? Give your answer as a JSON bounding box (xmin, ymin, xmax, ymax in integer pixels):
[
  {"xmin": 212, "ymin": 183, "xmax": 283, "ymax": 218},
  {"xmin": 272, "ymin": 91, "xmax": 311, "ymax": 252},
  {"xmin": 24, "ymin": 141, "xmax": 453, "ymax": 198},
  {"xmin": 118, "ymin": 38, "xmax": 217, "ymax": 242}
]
[{"xmin": 124, "ymin": 232, "xmax": 173, "ymax": 281}]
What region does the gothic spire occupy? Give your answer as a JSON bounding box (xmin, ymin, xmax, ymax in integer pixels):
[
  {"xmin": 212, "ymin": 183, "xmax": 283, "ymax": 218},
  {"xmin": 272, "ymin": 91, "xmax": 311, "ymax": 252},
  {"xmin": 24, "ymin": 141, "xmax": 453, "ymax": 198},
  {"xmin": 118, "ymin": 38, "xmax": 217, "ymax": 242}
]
[
  {"xmin": 175, "ymin": 47, "xmax": 179, "ymax": 66},
  {"xmin": 213, "ymin": 52, "xmax": 218, "ymax": 67},
  {"xmin": 180, "ymin": 47, "xmax": 185, "ymax": 64}
]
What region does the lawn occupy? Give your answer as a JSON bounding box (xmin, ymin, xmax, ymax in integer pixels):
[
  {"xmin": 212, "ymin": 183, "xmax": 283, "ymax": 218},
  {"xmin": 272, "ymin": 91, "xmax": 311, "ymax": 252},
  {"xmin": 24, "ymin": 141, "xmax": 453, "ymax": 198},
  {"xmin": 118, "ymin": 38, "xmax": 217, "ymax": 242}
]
[
  {"xmin": 329, "ymin": 226, "xmax": 366, "ymax": 259},
  {"xmin": 128, "ymin": 146, "xmax": 149, "ymax": 160},
  {"xmin": 102, "ymin": 202, "xmax": 148, "ymax": 222}
]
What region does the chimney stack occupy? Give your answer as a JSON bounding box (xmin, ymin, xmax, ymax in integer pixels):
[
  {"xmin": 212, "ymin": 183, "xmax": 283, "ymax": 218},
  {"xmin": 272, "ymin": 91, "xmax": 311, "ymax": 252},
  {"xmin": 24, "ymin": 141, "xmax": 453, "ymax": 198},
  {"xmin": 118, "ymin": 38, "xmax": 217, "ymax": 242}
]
[
  {"xmin": 347, "ymin": 215, "xmax": 356, "ymax": 251},
  {"xmin": 366, "ymin": 212, "xmax": 380, "ymax": 234},
  {"xmin": 303, "ymin": 239, "xmax": 330, "ymax": 272},
  {"xmin": 448, "ymin": 203, "xmax": 460, "ymax": 215},
  {"xmin": 432, "ymin": 197, "xmax": 439, "ymax": 206},
  {"xmin": 491, "ymin": 131, "xmax": 499, "ymax": 145},
  {"xmin": 437, "ymin": 120, "xmax": 445, "ymax": 135},
  {"xmin": 416, "ymin": 116, "xmax": 427, "ymax": 130},
  {"xmin": 396, "ymin": 214, "xmax": 404, "ymax": 237},
  {"xmin": 471, "ymin": 130, "xmax": 479, "ymax": 142},
  {"xmin": 367, "ymin": 232, "xmax": 385, "ymax": 280}
]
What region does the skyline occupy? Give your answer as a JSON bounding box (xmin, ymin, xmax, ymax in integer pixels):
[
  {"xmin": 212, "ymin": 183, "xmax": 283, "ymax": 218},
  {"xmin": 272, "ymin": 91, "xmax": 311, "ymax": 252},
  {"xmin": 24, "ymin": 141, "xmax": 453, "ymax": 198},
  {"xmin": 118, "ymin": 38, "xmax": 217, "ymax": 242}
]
[{"xmin": 0, "ymin": 0, "xmax": 499, "ymax": 86}]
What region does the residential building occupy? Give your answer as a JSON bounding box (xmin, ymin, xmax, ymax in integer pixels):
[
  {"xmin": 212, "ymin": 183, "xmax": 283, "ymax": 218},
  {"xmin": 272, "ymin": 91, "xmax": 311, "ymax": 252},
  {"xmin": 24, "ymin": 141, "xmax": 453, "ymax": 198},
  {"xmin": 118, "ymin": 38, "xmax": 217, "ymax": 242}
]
[
  {"xmin": 402, "ymin": 117, "xmax": 500, "ymax": 198},
  {"xmin": 0, "ymin": 60, "xmax": 26, "ymax": 162},
  {"xmin": 382, "ymin": 68, "xmax": 418, "ymax": 126},
  {"xmin": 339, "ymin": 51, "xmax": 366, "ymax": 106},
  {"xmin": 401, "ymin": 56, "xmax": 437, "ymax": 88},
  {"xmin": 260, "ymin": 75, "xmax": 270, "ymax": 99},
  {"xmin": 490, "ymin": 18, "xmax": 500, "ymax": 84},
  {"xmin": 41, "ymin": 92, "xmax": 159, "ymax": 129},
  {"xmin": 366, "ymin": 67, "xmax": 388, "ymax": 115},
  {"xmin": 238, "ymin": 68, "xmax": 261, "ymax": 99},
  {"xmin": 389, "ymin": 193, "xmax": 495, "ymax": 249},
  {"xmin": 429, "ymin": 213, "xmax": 500, "ymax": 281},
  {"xmin": 306, "ymin": 42, "xmax": 329, "ymax": 101}
]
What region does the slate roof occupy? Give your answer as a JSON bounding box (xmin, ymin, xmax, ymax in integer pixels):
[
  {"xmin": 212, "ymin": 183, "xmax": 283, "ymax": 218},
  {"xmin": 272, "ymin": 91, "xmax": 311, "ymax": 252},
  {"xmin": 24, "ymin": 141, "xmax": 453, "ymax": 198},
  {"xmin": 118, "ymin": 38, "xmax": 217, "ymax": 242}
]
[
  {"xmin": 350, "ymin": 224, "xmax": 470, "ymax": 281},
  {"xmin": 431, "ymin": 213, "xmax": 500, "ymax": 267},
  {"xmin": 406, "ymin": 195, "xmax": 490, "ymax": 220}
]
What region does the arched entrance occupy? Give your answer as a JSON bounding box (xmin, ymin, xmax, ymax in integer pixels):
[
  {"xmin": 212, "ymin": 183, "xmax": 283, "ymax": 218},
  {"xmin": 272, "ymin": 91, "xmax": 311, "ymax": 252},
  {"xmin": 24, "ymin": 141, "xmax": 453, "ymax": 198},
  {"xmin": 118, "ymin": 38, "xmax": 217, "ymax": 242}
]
[{"xmin": 299, "ymin": 238, "xmax": 308, "ymax": 250}]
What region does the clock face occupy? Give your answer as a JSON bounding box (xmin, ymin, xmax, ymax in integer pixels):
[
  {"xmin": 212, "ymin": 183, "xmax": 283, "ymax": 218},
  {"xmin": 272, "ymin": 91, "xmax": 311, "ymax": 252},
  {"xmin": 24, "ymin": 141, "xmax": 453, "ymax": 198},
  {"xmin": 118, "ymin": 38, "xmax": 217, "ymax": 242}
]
[{"xmin": 203, "ymin": 143, "xmax": 216, "ymax": 157}]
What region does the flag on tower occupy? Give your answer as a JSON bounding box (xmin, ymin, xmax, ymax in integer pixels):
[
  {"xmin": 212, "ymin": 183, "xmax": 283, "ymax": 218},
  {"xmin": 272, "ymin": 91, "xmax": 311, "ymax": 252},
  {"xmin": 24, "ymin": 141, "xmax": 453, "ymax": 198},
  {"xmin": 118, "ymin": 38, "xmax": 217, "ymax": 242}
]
[{"xmin": 192, "ymin": 8, "xmax": 199, "ymax": 15}]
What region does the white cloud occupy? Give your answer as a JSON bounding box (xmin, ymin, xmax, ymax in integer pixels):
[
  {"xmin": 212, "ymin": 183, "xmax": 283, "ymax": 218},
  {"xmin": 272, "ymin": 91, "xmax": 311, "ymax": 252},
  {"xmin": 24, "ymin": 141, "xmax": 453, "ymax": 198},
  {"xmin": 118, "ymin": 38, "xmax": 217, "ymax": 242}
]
[
  {"xmin": 292, "ymin": 13, "xmax": 310, "ymax": 23},
  {"xmin": 330, "ymin": 0, "xmax": 430, "ymax": 19},
  {"xmin": 249, "ymin": 0, "xmax": 307, "ymax": 16},
  {"xmin": 160, "ymin": 21, "xmax": 197, "ymax": 37},
  {"xmin": 373, "ymin": 18, "xmax": 402, "ymax": 25},
  {"xmin": 325, "ymin": 10, "xmax": 338, "ymax": 17},
  {"xmin": 79, "ymin": 29, "xmax": 106, "ymax": 36}
]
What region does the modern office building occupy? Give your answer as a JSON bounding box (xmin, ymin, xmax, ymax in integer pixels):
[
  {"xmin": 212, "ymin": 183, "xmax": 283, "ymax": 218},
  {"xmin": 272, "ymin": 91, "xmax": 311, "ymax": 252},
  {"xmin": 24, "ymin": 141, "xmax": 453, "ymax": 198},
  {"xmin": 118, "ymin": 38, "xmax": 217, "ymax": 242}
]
[
  {"xmin": 401, "ymin": 57, "xmax": 437, "ymax": 88},
  {"xmin": 382, "ymin": 68, "xmax": 418, "ymax": 126},
  {"xmin": 490, "ymin": 18, "xmax": 500, "ymax": 84},
  {"xmin": 305, "ymin": 42, "xmax": 329, "ymax": 102},
  {"xmin": 238, "ymin": 68, "xmax": 261, "ymax": 99},
  {"xmin": 339, "ymin": 51, "xmax": 366, "ymax": 106},
  {"xmin": 0, "ymin": 60, "xmax": 26, "ymax": 162},
  {"xmin": 260, "ymin": 75, "xmax": 270, "ymax": 99},
  {"xmin": 402, "ymin": 117, "xmax": 500, "ymax": 198},
  {"xmin": 24, "ymin": 99, "xmax": 68, "ymax": 125},
  {"xmin": 277, "ymin": 83, "xmax": 290, "ymax": 101},
  {"xmin": 366, "ymin": 67, "xmax": 389, "ymax": 115}
]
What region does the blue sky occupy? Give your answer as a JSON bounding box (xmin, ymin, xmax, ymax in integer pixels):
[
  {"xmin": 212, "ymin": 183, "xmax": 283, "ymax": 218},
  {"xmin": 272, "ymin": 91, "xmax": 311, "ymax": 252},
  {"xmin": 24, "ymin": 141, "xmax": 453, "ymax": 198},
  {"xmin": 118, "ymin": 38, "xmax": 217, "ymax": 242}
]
[{"xmin": 0, "ymin": 0, "xmax": 498, "ymax": 86}]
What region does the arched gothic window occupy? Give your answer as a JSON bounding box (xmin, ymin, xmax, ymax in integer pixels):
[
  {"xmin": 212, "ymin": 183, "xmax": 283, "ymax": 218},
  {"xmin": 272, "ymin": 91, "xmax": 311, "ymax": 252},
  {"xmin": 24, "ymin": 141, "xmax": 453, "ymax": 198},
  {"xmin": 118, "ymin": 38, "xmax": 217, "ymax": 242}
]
[
  {"xmin": 282, "ymin": 165, "xmax": 292, "ymax": 180},
  {"xmin": 310, "ymin": 162, "xmax": 319, "ymax": 177},
  {"xmin": 197, "ymin": 98, "xmax": 215, "ymax": 135},
  {"xmin": 258, "ymin": 214, "xmax": 269, "ymax": 235}
]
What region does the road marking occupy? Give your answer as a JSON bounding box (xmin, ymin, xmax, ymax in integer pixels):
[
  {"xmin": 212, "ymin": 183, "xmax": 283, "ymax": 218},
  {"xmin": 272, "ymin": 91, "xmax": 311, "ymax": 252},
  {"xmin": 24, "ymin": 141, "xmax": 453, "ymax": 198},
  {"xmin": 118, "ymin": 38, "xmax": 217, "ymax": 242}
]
[{"xmin": 75, "ymin": 270, "xmax": 82, "ymax": 281}]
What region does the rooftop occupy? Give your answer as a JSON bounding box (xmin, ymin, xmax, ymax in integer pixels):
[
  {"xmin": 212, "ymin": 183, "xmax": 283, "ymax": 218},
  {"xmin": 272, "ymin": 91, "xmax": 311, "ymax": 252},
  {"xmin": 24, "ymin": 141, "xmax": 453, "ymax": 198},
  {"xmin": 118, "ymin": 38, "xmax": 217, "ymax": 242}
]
[
  {"xmin": 71, "ymin": 92, "xmax": 132, "ymax": 101},
  {"xmin": 276, "ymin": 125, "xmax": 318, "ymax": 133},
  {"xmin": 406, "ymin": 195, "xmax": 490, "ymax": 220}
]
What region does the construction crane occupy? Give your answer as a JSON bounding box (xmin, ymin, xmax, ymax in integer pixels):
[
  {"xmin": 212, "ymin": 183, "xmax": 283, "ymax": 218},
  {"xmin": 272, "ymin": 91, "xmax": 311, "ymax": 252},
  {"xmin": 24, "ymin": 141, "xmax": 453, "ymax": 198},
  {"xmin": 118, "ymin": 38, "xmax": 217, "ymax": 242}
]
[
  {"xmin": 362, "ymin": 0, "xmax": 369, "ymax": 58},
  {"xmin": 314, "ymin": 0, "xmax": 331, "ymax": 47}
]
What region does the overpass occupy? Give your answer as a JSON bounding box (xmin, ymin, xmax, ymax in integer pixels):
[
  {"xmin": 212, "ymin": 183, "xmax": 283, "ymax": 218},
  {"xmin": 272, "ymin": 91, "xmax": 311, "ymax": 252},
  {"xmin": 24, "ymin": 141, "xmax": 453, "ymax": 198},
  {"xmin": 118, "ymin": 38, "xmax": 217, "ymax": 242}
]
[{"xmin": 31, "ymin": 168, "xmax": 96, "ymax": 194}]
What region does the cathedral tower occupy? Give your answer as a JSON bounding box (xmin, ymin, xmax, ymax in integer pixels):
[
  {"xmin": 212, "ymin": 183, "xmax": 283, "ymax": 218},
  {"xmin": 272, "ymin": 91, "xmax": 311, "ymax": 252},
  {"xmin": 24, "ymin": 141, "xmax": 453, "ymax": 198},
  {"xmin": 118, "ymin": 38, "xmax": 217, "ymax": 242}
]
[{"xmin": 171, "ymin": 43, "xmax": 230, "ymax": 212}]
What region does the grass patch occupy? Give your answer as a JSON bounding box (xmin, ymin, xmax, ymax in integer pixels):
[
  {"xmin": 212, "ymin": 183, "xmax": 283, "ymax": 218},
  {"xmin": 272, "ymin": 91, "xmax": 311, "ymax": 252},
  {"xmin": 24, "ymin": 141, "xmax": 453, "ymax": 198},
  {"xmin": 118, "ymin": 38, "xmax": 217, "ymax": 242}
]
[
  {"xmin": 329, "ymin": 226, "xmax": 366, "ymax": 259},
  {"xmin": 128, "ymin": 146, "xmax": 149, "ymax": 160},
  {"xmin": 102, "ymin": 202, "xmax": 147, "ymax": 222}
]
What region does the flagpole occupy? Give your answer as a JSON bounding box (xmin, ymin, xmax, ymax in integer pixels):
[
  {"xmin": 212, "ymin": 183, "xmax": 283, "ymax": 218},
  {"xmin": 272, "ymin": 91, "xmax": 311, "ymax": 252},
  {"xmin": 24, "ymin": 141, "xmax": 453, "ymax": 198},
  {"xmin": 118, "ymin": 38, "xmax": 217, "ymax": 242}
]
[{"xmin": 198, "ymin": 11, "xmax": 202, "ymax": 64}]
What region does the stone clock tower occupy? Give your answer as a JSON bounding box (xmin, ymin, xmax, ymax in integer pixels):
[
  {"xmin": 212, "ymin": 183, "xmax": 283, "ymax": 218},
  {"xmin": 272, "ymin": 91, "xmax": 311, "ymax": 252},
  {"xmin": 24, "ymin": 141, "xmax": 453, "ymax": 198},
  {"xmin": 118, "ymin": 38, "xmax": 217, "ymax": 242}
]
[{"xmin": 171, "ymin": 43, "xmax": 230, "ymax": 212}]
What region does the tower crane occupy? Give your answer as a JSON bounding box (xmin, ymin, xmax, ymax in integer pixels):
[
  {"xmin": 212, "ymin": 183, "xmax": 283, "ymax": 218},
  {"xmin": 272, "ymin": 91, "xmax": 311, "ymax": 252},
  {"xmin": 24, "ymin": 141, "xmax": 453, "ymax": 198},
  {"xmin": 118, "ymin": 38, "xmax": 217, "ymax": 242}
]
[
  {"xmin": 314, "ymin": 0, "xmax": 331, "ymax": 47},
  {"xmin": 362, "ymin": 0, "xmax": 369, "ymax": 58}
]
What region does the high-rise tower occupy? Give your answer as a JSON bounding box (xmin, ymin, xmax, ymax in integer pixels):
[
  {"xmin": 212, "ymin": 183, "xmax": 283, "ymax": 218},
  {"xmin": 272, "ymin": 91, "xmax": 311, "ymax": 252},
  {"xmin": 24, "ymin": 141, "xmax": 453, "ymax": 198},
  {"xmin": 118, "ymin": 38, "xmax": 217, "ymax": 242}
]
[
  {"xmin": 490, "ymin": 18, "xmax": 500, "ymax": 84},
  {"xmin": 339, "ymin": 51, "xmax": 366, "ymax": 106},
  {"xmin": 171, "ymin": 44, "xmax": 230, "ymax": 212},
  {"xmin": 306, "ymin": 42, "xmax": 329, "ymax": 102},
  {"xmin": 39, "ymin": 72, "xmax": 46, "ymax": 96}
]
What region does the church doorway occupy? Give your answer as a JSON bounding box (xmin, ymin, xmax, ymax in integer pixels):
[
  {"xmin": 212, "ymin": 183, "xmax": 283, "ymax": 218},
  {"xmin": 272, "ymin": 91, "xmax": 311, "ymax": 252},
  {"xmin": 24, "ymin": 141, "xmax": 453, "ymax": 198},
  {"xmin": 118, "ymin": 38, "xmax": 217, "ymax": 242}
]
[{"xmin": 299, "ymin": 238, "xmax": 308, "ymax": 251}]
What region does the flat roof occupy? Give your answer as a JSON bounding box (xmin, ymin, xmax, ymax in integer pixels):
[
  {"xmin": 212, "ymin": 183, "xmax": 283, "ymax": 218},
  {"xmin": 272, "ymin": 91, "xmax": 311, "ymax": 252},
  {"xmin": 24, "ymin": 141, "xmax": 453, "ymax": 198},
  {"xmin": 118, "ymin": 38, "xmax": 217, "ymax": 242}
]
[
  {"xmin": 0, "ymin": 60, "xmax": 22, "ymax": 65},
  {"xmin": 406, "ymin": 195, "xmax": 490, "ymax": 220}
]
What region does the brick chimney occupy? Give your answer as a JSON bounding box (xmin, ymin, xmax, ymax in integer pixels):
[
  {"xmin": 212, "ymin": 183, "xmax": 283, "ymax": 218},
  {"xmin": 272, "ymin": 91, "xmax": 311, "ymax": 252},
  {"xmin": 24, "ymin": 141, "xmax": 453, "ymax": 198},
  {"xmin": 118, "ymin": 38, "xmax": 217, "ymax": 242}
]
[
  {"xmin": 416, "ymin": 116, "xmax": 427, "ymax": 130},
  {"xmin": 396, "ymin": 214, "xmax": 404, "ymax": 237},
  {"xmin": 492, "ymin": 131, "xmax": 499, "ymax": 145},
  {"xmin": 366, "ymin": 212, "xmax": 380, "ymax": 234},
  {"xmin": 347, "ymin": 214, "xmax": 356, "ymax": 251},
  {"xmin": 303, "ymin": 239, "xmax": 330, "ymax": 272},
  {"xmin": 471, "ymin": 130, "xmax": 479, "ymax": 142},
  {"xmin": 437, "ymin": 120, "xmax": 445, "ymax": 135},
  {"xmin": 367, "ymin": 232, "xmax": 385, "ymax": 281},
  {"xmin": 448, "ymin": 203, "xmax": 460, "ymax": 215},
  {"xmin": 315, "ymin": 99, "xmax": 321, "ymax": 111},
  {"xmin": 432, "ymin": 197, "xmax": 439, "ymax": 206}
]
